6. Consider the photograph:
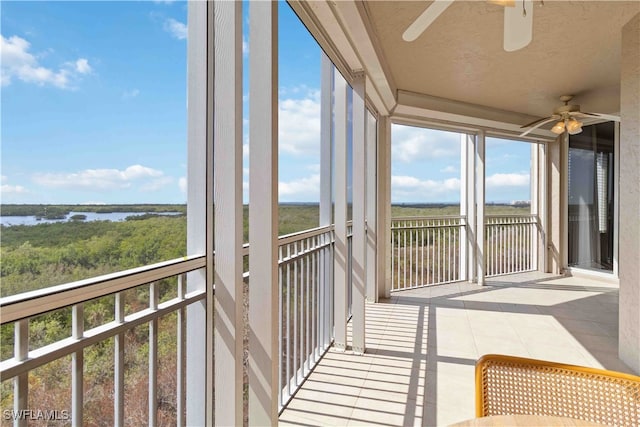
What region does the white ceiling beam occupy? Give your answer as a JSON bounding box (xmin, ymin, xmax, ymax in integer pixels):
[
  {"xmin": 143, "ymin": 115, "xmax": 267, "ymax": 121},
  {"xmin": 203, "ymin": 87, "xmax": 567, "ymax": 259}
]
[
  {"xmin": 395, "ymin": 90, "xmax": 555, "ymax": 139},
  {"xmin": 329, "ymin": 1, "xmax": 396, "ymax": 114}
]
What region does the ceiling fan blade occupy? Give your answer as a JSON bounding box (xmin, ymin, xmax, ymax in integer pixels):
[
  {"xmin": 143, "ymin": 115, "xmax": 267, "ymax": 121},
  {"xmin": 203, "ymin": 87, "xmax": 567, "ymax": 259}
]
[
  {"xmin": 504, "ymin": 0, "xmax": 533, "ymax": 52},
  {"xmin": 519, "ymin": 117, "xmax": 557, "ymax": 137},
  {"xmin": 521, "ymin": 115, "xmax": 556, "ymax": 129},
  {"xmin": 402, "ymin": 0, "xmax": 454, "ymax": 42},
  {"xmin": 577, "ymin": 111, "xmax": 621, "ymax": 122}
]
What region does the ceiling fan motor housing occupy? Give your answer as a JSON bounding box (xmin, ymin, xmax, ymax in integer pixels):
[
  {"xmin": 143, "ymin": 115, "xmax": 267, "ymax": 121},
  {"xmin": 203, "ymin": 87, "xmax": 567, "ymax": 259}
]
[{"xmin": 554, "ymin": 104, "xmax": 581, "ymax": 116}]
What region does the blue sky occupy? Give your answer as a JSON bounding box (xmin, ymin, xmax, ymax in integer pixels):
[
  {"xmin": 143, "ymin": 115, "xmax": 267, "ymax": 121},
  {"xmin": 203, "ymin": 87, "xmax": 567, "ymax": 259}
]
[{"xmin": 1, "ymin": 1, "xmax": 530, "ymax": 205}]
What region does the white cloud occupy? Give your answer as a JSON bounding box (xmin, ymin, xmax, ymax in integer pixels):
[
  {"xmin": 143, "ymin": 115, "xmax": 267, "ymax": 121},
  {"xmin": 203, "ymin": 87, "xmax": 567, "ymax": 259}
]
[
  {"xmin": 178, "ymin": 176, "xmax": 187, "ymax": 193},
  {"xmin": 279, "ymin": 174, "xmax": 320, "ymax": 201},
  {"xmin": 486, "ymin": 172, "xmax": 529, "ymax": 188},
  {"xmin": 164, "ymin": 18, "xmax": 187, "ymax": 40},
  {"xmin": 1, "ymin": 176, "xmax": 28, "ymax": 195},
  {"xmin": 279, "ymin": 91, "xmax": 321, "ymax": 156},
  {"xmin": 1, "ymin": 34, "xmax": 91, "ymax": 89},
  {"xmin": 242, "ymin": 36, "xmax": 248, "ymax": 56},
  {"xmin": 440, "ymin": 165, "xmax": 457, "ymax": 173},
  {"xmin": 122, "ymin": 89, "xmax": 140, "ymax": 99},
  {"xmin": 392, "ymin": 175, "xmax": 460, "ymax": 202},
  {"xmin": 74, "ymin": 58, "xmax": 91, "ymax": 74},
  {"xmin": 154, "ymin": 0, "xmax": 176, "ymax": 4},
  {"xmin": 392, "ymin": 124, "xmax": 461, "ymax": 163},
  {"xmin": 1, "ymin": 184, "xmax": 27, "ymax": 194},
  {"xmin": 32, "ymin": 165, "xmax": 168, "ymax": 191}
]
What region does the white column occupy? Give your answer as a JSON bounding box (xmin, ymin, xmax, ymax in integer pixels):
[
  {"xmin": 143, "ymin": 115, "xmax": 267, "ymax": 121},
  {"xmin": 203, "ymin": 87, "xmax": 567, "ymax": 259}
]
[
  {"xmin": 351, "ymin": 72, "xmax": 366, "ymax": 354},
  {"xmin": 561, "ymin": 133, "xmax": 569, "ymax": 271},
  {"xmin": 213, "ymin": 1, "xmax": 244, "ymax": 425},
  {"xmin": 186, "ymin": 1, "xmax": 211, "ymax": 425},
  {"xmin": 547, "ymin": 136, "xmax": 563, "ymax": 274},
  {"xmin": 248, "ymin": 1, "xmax": 279, "ymax": 423},
  {"xmin": 376, "ymin": 116, "xmax": 392, "ymax": 299},
  {"xmin": 467, "ymin": 134, "xmax": 477, "ymax": 282},
  {"xmin": 476, "ymin": 131, "xmax": 486, "ymax": 285},
  {"xmin": 530, "ymin": 143, "xmax": 539, "ymax": 271},
  {"xmin": 365, "ymin": 111, "xmax": 377, "ymax": 302},
  {"xmin": 613, "ymin": 123, "xmax": 620, "ymax": 277},
  {"xmin": 619, "ymin": 12, "xmax": 640, "ymax": 375},
  {"xmin": 333, "ymin": 72, "xmax": 349, "ymax": 351},
  {"xmin": 319, "ymin": 53, "xmax": 333, "ymax": 348},
  {"xmin": 459, "ymin": 134, "xmax": 469, "ymax": 281},
  {"xmin": 537, "ymin": 143, "xmax": 548, "ymax": 272}
]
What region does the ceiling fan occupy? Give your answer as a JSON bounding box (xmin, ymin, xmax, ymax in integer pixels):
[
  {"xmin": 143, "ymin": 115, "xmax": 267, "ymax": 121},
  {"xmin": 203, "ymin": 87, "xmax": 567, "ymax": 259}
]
[
  {"xmin": 519, "ymin": 95, "xmax": 621, "ymax": 137},
  {"xmin": 402, "ymin": 0, "xmax": 535, "ymax": 52}
]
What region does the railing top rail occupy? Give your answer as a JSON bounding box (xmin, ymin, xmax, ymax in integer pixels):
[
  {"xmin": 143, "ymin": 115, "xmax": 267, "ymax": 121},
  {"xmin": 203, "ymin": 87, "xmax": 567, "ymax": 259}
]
[
  {"xmin": 485, "ymin": 213, "xmax": 537, "ymax": 218},
  {"xmin": 391, "ymin": 215, "xmax": 465, "ymax": 221},
  {"xmin": 1, "ymin": 255, "xmax": 206, "ymax": 325},
  {"xmin": 277, "ymin": 224, "xmax": 334, "ymax": 246}
]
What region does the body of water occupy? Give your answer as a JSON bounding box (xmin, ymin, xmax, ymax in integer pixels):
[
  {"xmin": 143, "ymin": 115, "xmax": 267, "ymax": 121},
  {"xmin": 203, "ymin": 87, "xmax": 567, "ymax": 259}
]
[{"xmin": 1, "ymin": 211, "xmax": 182, "ymax": 227}]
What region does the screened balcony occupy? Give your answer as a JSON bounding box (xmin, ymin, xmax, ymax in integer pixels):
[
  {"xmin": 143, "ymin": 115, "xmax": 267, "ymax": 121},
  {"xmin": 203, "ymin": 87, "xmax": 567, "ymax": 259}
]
[{"xmin": 1, "ymin": 1, "xmax": 639, "ymax": 426}]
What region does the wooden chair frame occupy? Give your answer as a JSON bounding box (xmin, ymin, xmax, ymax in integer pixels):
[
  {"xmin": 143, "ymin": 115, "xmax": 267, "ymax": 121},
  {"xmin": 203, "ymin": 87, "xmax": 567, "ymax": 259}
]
[{"xmin": 475, "ymin": 354, "xmax": 640, "ymax": 426}]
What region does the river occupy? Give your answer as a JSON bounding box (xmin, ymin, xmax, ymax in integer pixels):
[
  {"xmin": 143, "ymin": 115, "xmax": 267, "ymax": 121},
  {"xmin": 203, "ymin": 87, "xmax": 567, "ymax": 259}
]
[{"xmin": 1, "ymin": 211, "xmax": 182, "ymax": 227}]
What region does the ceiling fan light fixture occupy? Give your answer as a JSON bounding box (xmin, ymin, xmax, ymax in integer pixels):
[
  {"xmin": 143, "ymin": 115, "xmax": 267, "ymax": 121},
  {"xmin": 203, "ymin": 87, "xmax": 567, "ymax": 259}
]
[
  {"xmin": 566, "ymin": 118, "xmax": 583, "ymax": 135},
  {"xmin": 488, "ymin": 0, "xmax": 515, "ymax": 6},
  {"xmin": 551, "ymin": 120, "xmax": 565, "ymax": 135}
]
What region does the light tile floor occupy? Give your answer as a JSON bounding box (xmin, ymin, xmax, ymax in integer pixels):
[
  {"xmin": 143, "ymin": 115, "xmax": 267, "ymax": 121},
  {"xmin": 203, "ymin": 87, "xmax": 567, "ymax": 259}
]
[{"xmin": 279, "ymin": 272, "xmax": 635, "ymax": 426}]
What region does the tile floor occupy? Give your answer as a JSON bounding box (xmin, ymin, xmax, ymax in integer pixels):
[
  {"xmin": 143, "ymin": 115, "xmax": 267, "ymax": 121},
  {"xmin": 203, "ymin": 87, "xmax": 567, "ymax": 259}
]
[{"xmin": 278, "ymin": 272, "xmax": 634, "ymax": 426}]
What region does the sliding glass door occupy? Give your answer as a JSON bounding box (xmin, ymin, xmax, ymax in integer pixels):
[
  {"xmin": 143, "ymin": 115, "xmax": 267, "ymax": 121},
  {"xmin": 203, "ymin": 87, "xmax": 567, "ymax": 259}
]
[{"xmin": 567, "ymin": 122, "xmax": 615, "ymax": 272}]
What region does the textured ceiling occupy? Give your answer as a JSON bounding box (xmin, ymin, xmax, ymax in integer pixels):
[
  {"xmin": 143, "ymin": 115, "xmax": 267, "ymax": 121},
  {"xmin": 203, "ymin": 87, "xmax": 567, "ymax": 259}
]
[{"xmin": 362, "ymin": 0, "xmax": 640, "ymax": 119}]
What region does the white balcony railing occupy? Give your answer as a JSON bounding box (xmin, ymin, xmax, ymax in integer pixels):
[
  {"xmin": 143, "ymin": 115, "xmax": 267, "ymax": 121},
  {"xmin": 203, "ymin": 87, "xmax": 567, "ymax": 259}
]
[
  {"xmin": 1, "ymin": 255, "xmax": 207, "ymax": 426},
  {"xmin": 485, "ymin": 214, "xmax": 537, "ymax": 277},
  {"xmin": 1, "ymin": 226, "xmax": 336, "ymax": 425},
  {"xmin": 274, "ymin": 225, "xmax": 334, "ymax": 408},
  {"xmin": 391, "ymin": 216, "xmax": 465, "ymax": 291},
  {"xmin": 391, "ymin": 214, "xmax": 539, "ymax": 290}
]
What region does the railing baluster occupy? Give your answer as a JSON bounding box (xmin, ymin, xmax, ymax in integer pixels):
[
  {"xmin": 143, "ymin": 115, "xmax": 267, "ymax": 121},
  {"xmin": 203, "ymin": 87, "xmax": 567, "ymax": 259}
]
[
  {"xmin": 14, "ymin": 319, "xmax": 28, "ymax": 427},
  {"xmin": 421, "ymin": 224, "xmax": 425, "ymax": 286},
  {"xmin": 437, "ymin": 225, "xmax": 441, "ymax": 284},
  {"xmin": 306, "ymin": 239, "xmax": 311, "ymax": 373},
  {"xmin": 403, "ymin": 226, "xmax": 407, "ymax": 289},
  {"xmin": 115, "ymin": 292, "xmax": 124, "ymax": 427},
  {"xmin": 149, "ymin": 282, "xmax": 158, "ymax": 426},
  {"xmin": 177, "ymin": 274, "xmax": 186, "ymax": 427},
  {"xmin": 430, "ymin": 225, "xmax": 435, "ymax": 285},
  {"xmin": 294, "ymin": 244, "xmax": 299, "ymax": 387},
  {"xmin": 391, "ymin": 224, "xmax": 395, "ymax": 290},
  {"xmin": 286, "ymin": 244, "xmax": 291, "ymax": 397},
  {"xmin": 448, "ymin": 222, "xmax": 452, "ymax": 283},
  {"xmin": 299, "ymin": 246, "xmax": 305, "ymax": 378},
  {"xmin": 311, "ymin": 240, "xmax": 317, "ymax": 364},
  {"xmin": 72, "ymin": 303, "xmax": 84, "ymax": 426},
  {"xmin": 278, "ymin": 246, "xmax": 283, "ymax": 406}
]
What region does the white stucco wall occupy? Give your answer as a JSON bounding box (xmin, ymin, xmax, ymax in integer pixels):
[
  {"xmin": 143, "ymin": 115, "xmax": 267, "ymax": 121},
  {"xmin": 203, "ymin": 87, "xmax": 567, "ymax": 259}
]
[{"xmin": 619, "ymin": 12, "xmax": 640, "ymax": 375}]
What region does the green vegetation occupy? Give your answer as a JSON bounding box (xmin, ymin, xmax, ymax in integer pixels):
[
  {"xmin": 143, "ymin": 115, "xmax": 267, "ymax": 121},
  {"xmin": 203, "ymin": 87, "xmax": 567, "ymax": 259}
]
[
  {"xmin": 391, "ymin": 203, "xmax": 530, "ymax": 217},
  {"xmin": 1, "ymin": 217, "xmax": 187, "ymax": 297}
]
